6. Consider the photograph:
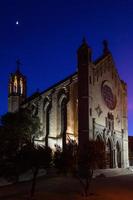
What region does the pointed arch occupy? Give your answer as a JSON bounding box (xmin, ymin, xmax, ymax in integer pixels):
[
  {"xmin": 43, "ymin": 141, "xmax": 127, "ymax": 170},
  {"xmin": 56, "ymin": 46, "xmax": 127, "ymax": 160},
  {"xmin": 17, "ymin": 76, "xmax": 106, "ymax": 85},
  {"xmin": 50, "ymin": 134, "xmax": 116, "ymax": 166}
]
[
  {"xmin": 31, "ymin": 103, "xmax": 38, "ymax": 116},
  {"xmin": 96, "ymin": 134, "xmax": 106, "ymax": 168},
  {"xmin": 43, "ymin": 97, "xmax": 52, "ymax": 147},
  {"xmin": 116, "ymin": 141, "xmax": 121, "ymax": 168},
  {"xmin": 106, "ymin": 138, "xmax": 113, "ymax": 168},
  {"xmin": 58, "ymin": 88, "xmax": 69, "ymax": 151},
  {"xmin": 96, "ymin": 134, "xmax": 103, "ymax": 142},
  {"xmin": 60, "ymin": 98, "xmax": 67, "ymax": 151}
]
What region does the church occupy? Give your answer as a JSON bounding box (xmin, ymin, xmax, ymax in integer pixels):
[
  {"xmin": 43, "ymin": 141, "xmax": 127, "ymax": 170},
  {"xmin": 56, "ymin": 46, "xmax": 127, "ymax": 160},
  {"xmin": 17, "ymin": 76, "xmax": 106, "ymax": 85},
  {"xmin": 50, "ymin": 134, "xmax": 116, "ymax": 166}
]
[{"xmin": 8, "ymin": 39, "xmax": 129, "ymax": 168}]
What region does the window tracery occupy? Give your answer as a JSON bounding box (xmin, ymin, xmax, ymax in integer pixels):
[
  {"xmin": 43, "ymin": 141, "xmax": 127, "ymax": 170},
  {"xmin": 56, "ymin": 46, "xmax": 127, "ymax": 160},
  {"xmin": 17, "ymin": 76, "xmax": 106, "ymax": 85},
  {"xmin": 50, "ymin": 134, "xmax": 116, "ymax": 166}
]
[
  {"xmin": 13, "ymin": 76, "xmax": 18, "ymax": 93},
  {"xmin": 106, "ymin": 112, "xmax": 114, "ymax": 130},
  {"xmin": 20, "ymin": 78, "xmax": 23, "ymax": 94}
]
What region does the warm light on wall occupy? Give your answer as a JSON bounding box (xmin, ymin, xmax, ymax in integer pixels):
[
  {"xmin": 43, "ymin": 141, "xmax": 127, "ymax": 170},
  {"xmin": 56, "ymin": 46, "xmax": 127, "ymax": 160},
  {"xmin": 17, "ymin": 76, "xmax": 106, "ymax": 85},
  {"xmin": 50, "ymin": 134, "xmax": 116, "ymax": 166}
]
[
  {"xmin": 20, "ymin": 78, "xmax": 23, "ymax": 94},
  {"xmin": 14, "ymin": 76, "xmax": 18, "ymax": 93}
]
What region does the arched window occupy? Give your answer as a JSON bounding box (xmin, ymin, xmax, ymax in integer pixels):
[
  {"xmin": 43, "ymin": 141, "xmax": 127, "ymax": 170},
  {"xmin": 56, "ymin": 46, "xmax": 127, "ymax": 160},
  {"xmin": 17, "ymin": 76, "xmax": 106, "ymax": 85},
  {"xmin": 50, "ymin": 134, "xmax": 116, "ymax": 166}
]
[
  {"xmin": 106, "ymin": 113, "xmax": 114, "ymax": 130},
  {"xmin": 20, "ymin": 78, "xmax": 23, "ymax": 94},
  {"xmin": 58, "ymin": 88, "xmax": 69, "ymax": 151},
  {"xmin": 61, "ymin": 98, "xmax": 67, "ymax": 135},
  {"xmin": 45, "ymin": 105, "xmax": 51, "ymax": 147},
  {"xmin": 31, "ymin": 104, "xmax": 38, "ymax": 116},
  {"xmin": 60, "ymin": 98, "xmax": 67, "ymax": 151},
  {"xmin": 116, "ymin": 141, "xmax": 121, "ymax": 168},
  {"xmin": 43, "ymin": 98, "xmax": 51, "ymax": 147},
  {"xmin": 96, "ymin": 135, "xmax": 105, "ymax": 168},
  {"xmin": 106, "ymin": 139, "xmax": 113, "ymax": 168},
  {"xmin": 14, "ymin": 76, "xmax": 18, "ymax": 93}
]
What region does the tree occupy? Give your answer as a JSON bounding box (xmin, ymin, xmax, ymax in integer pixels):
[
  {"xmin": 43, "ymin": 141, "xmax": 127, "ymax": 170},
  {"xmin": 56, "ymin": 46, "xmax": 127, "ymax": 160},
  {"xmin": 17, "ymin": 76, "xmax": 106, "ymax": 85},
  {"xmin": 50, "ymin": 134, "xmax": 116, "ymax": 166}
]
[
  {"xmin": 1, "ymin": 107, "xmax": 41, "ymax": 144},
  {"xmin": 78, "ymin": 140, "xmax": 106, "ymax": 197},
  {"xmin": 0, "ymin": 108, "xmax": 52, "ymax": 198},
  {"xmin": 53, "ymin": 140, "xmax": 77, "ymax": 175},
  {"xmin": 53, "ymin": 139, "xmax": 105, "ymax": 197},
  {"xmin": 0, "ymin": 107, "xmax": 42, "ymax": 182},
  {"xmin": 18, "ymin": 143, "xmax": 52, "ymax": 198}
]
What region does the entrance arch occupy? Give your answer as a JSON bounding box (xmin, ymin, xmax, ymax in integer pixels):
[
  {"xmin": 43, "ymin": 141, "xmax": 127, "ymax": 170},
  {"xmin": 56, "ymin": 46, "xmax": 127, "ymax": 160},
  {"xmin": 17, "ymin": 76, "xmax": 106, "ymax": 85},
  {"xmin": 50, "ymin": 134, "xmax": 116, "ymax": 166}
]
[
  {"xmin": 116, "ymin": 141, "xmax": 121, "ymax": 168},
  {"xmin": 106, "ymin": 139, "xmax": 113, "ymax": 168},
  {"xmin": 96, "ymin": 135, "xmax": 106, "ymax": 168}
]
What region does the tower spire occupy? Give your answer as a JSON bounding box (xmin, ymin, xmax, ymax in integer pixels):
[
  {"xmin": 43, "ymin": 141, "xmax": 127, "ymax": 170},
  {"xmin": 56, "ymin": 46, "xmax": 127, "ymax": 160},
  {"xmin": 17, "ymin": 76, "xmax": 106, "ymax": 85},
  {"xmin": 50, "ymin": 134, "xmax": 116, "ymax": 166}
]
[
  {"xmin": 103, "ymin": 40, "xmax": 110, "ymax": 55},
  {"xmin": 82, "ymin": 37, "xmax": 87, "ymax": 45},
  {"xmin": 8, "ymin": 60, "xmax": 27, "ymax": 112},
  {"xmin": 77, "ymin": 37, "xmax": 92, "ymax": 64}
]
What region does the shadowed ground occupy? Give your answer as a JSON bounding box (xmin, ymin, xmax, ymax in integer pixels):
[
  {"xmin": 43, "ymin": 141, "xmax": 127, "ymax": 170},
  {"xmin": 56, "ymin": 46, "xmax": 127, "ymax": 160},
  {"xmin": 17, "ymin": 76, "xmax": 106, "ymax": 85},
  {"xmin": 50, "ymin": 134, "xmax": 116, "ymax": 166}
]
[{"xmin": 0, "ymin": 170, "xmax": 133, "ymax": 200}]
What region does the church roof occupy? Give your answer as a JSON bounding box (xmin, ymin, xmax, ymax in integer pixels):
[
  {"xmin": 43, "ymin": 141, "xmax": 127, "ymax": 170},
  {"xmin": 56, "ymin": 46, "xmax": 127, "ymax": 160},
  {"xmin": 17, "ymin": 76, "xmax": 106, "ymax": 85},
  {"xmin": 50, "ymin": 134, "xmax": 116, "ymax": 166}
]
[
  {"xmin": 40, "ymin": 72, "xmax": 77, "ymax": 95},
  {"xmin": 23, "ymin": 72, "xmax": 77, "ymax": 105},
  {"xmin": 22, "ymin": 47, "xmax": 126, "ymax": 105}
]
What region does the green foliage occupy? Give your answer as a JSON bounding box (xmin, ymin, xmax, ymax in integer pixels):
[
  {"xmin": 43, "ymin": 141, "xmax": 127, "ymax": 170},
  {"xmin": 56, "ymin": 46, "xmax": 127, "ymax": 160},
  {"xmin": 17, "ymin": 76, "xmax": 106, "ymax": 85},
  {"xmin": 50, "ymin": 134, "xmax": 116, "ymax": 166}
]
[
  {"xmin": 1, "ymin": 108, "xmax": 42, "ymax": 145},
  {"xmin": 53, "ymin": 140, "xmax": 78, "ymax": 174},
  {"xmin": 18, "ymin": 143, "xmax": 52, "ymax": 171},
  {"xmin": 0, "ymin": 108, "xmax": 42, "ymax": 181},
  {"xmin": 0, "ymin": 108, "xmax": 52, "ymax": 197},
  {"xmin": 78, "ymin": 140, "xmax": 106, "ymax": 177},
  {"xmin": 53, "ymin": 139, "xmax": 106, "ymax": 197},
  {"xmin": 17, "ymin": 143, "xmax": 52, "ymax": 197},
  {"xmin": 78, "ymin": 140, "xmax": 106, "ymax": 196}
]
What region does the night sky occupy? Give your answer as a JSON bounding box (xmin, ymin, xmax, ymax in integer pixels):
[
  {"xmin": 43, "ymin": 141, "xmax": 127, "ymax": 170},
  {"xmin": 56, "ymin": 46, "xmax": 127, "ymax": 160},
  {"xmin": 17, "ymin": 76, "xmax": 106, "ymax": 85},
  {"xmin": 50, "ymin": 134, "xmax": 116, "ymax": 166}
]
[{"xmin": 0, "ymin": 0, "xmax": 133, "ymax": 135}]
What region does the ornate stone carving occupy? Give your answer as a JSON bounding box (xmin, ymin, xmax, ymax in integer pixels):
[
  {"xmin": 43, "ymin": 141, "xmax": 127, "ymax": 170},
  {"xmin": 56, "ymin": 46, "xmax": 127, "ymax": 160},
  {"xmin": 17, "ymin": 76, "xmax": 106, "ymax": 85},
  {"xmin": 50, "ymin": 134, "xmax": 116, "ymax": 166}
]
[
  {"xmin": 95, "ymin": 104, "xmax": 103, "ymax": 117},
  {"xmin": 116, "ymin": 114, "xmax": 120, "ymax": 124}
]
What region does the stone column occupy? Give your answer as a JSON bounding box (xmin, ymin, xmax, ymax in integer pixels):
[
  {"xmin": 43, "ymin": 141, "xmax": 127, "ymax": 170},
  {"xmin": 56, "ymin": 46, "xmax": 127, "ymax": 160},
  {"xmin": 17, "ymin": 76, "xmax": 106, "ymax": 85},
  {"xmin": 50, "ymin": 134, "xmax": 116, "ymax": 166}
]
[{"xmin": 77, "ymin": 39, "xmax": 92, "ymax": 165}]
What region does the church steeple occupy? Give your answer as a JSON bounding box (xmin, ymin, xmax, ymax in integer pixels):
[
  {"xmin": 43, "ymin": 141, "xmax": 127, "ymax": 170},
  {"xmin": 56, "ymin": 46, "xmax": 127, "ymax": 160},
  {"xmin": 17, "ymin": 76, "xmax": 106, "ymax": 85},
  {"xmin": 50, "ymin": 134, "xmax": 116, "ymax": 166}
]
[
  {"xmin": 77, "ymin": 37, "xmax": 92, "ymax": 66},
  {"xmin": 77, "ymin": 38, "xmax": 92, "ymax": 168},
  {"xmin": 103, "ymin": 40, "xmax": 110, "ymax": 55},
  {"xmin": 8, "ymin": 61, "xmax": 27, "ymax": 112}
]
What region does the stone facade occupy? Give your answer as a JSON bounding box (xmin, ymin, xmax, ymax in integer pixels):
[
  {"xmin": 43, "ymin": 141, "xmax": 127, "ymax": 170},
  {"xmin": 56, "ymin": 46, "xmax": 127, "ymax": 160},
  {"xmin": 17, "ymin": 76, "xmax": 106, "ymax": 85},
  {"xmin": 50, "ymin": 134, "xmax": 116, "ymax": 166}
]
[{"xmin": 8, "ymin": 40, "xmax": 129, "ymax": 168}]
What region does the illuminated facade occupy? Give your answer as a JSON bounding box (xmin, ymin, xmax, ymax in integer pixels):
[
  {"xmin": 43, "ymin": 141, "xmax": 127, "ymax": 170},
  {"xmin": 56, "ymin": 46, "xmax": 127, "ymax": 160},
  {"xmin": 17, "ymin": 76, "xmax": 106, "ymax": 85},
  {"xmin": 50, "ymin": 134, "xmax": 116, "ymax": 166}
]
[
  {"xmin": 8, "ymin": 40, "xmax": 129, "ymax": 168},
  {"xmin": 8, "ymin": 62, "xmax": 26, "ymax": 113}
]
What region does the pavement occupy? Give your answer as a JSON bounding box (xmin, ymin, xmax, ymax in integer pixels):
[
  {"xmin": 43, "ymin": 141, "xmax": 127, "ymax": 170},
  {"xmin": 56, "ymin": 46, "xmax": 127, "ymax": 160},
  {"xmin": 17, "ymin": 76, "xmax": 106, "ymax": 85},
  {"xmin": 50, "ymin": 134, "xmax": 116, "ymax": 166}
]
[
  {"xmin": 0, "ymin": 168, "xmax": 133, "ymax": 200},
  {"xmin": 94, "ymin": 167, "xmax": 133, "ymax": 177}
]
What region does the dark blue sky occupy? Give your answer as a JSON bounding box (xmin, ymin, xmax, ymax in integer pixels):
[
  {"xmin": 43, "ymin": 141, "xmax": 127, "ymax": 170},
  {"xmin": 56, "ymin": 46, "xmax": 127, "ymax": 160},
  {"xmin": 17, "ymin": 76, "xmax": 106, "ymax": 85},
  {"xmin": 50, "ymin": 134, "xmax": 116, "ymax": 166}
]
[{"xmin": 0, "ymin": 0, "xmax": 133, "ymax": 135}]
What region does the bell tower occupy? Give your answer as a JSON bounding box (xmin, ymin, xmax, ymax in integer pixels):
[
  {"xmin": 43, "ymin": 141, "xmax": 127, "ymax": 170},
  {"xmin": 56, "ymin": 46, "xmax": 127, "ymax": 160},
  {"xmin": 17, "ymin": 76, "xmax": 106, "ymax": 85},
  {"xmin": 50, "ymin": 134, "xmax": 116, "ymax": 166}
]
[
  {"xmin": 8, "ymin": 60, "xmax": 27, "ymax": 112},
  {"xmin": 77, "ymin": 38, "xmax": 92, "ymax": 165}
]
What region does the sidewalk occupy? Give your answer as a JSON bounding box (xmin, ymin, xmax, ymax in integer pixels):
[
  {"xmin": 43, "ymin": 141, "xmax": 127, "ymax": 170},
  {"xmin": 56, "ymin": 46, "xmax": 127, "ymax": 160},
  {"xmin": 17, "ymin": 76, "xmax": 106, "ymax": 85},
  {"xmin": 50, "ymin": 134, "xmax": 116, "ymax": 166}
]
[{"xmin": 0, "ymin": 172, "xmax": 133, "ymax": 200}]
